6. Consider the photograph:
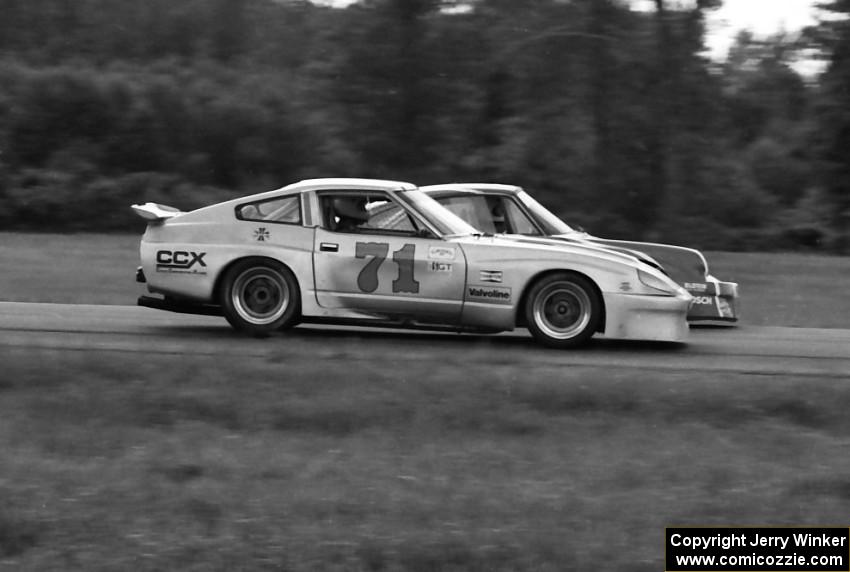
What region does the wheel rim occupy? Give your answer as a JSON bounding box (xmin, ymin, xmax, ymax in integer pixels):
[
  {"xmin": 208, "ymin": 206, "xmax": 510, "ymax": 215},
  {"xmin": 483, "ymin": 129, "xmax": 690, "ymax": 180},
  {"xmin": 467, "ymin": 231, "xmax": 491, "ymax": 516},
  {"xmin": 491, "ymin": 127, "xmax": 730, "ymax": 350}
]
[
  {"xmin": 532, "ymin": 282, "xmax": 592, "ymax": 340},
  {"xmin": 231, "ymin": 267, "xmax": 290, "ymax": 325}
]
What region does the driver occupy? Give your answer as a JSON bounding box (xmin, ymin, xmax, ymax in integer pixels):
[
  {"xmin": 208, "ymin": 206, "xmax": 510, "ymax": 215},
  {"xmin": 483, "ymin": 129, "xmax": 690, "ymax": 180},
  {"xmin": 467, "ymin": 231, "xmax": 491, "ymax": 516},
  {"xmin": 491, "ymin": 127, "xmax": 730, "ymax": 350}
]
[
  {"xmin": 491, "ymin": 203, "xmax": 508, "ymax": 234},
  {"xmin": 333, "ymin": 197, "xmax": 369, "ymax": 232}
]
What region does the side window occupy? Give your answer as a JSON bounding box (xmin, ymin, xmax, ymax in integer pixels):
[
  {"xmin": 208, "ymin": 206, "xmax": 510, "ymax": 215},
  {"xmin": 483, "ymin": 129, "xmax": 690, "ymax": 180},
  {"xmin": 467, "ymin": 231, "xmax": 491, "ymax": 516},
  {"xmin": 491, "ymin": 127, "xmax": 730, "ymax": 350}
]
[
  {"xmin": 236, "ymin": 195, "xmax": 301, "ymax": 224},
  {"xmin": 362, "ymin": 200, "xmax": 417, "ymax": 233},
  {"xmin": 437, "ymin": 196, "xmax": 496, "ymax": 234},
  {"xmin": 320, "ymin": 192, "xmax": 420, "ymax": 235},
  {"xmin": 502, "ymin": 198, "xmax": 541, "ymax": 235}
]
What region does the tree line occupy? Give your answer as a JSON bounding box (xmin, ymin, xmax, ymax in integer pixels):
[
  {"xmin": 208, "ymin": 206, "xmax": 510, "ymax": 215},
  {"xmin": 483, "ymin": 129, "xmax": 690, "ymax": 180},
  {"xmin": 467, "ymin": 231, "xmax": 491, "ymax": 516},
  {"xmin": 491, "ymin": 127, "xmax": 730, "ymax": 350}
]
[{"xmin": 0, "ymin": 0, "xmax": 847, "ymax": 251}]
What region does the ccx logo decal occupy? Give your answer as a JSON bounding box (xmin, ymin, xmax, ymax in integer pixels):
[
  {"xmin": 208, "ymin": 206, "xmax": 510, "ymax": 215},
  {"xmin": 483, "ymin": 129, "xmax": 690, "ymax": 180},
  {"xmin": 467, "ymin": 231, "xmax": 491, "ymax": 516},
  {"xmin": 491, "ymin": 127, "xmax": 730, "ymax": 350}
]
[{"xmin": 156, "ymin": 250, "xmax": 208, "ymax": 274}]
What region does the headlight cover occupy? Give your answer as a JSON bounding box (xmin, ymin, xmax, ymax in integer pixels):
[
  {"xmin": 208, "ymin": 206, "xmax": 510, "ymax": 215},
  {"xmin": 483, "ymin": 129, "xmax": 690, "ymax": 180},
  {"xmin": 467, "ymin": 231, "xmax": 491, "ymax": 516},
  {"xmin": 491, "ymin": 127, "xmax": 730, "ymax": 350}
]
[{"xmin": 638, "ymin": 268, "xmax": 679, "ymax": 295}]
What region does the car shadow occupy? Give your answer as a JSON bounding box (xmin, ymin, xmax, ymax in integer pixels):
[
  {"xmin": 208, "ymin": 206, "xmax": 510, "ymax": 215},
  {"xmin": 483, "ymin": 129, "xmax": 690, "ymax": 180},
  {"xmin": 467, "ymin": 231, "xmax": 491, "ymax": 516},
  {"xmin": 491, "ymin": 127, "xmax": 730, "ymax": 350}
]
[
  {"xmin": 145, "ymin": 323, "xmax": 689, "ymax": 352},
  {"xmin": 689, "ymin": 323, "xmax": 738, "ymax": 329},
  {"xmin": 289, "ymin": 325, "xmax": 689, "ymax": 352}
]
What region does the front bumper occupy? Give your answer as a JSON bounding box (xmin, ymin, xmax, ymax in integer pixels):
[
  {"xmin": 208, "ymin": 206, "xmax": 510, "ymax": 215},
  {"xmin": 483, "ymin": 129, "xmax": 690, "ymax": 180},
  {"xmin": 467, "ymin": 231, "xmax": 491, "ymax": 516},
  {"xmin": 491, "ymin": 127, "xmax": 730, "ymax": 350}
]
[
  {"xmin": 602, "ymin": 291, "xmax": 691, "ymax": 343},
  {"xmin": 684, "ymin": 279, "xmax": 739, "ymax": 322}
]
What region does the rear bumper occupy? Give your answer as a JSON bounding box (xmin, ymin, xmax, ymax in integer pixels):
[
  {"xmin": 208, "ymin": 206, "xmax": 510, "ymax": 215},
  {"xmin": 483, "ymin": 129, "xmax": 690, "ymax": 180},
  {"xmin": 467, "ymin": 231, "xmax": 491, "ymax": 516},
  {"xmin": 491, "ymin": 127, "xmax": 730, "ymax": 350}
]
[
  {"xmin": 136, "ymin": 265, "xmax": 221, "ymax": 316},
  {"xmin": 602, "ymin": 291, "xmax": 691, "ymax": 343},
  {"xmin": 684, "ymin": 279, "xmax": 739, "ymax": 322},
  {"xmin": 138, "ymin": 295, "xmax": 223, "ymax": 317}
]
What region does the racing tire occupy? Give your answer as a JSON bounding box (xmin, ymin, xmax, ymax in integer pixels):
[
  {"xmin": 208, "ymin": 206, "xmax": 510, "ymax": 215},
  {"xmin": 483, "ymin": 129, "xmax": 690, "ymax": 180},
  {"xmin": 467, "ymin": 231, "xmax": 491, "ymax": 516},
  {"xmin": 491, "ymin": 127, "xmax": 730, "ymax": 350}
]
[
  {"xmin": 524, "ymin": 272, "xmax": 602, "ymax": 349},
  {"xmin": 220, "ymin": 259, "xmax": 300, "ymax": 336}
]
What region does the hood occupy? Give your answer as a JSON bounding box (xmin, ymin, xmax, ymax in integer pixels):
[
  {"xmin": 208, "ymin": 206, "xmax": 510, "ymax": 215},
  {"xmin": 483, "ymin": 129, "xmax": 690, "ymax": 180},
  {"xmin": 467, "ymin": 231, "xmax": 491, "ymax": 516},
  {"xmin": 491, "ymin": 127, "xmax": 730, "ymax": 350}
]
[
  {"xmin": 504, "ymin": 234, "xmax": 664, "ymax": 272},
  {"xmin": 586, "ymin": 238, "xmax": 708, "ymax": 284},
  {"xmin": 455, "ymin": 233, "xmax": 651, "ymax": 270}
]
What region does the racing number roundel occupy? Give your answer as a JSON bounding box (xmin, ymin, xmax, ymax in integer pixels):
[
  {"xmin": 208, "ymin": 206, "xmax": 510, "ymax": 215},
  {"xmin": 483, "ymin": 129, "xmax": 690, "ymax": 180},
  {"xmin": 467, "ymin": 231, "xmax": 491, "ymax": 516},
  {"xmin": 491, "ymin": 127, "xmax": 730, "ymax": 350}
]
[{"xmin": 355, "ymin": 242, "xmax": 420, "ymax": 294}]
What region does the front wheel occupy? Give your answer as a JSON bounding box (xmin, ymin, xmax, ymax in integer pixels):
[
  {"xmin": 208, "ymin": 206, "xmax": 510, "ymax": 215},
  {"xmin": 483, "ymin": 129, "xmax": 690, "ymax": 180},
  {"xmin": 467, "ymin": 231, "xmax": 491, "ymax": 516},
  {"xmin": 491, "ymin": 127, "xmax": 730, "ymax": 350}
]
[
  {"xmin": 220, "ymin": 259, "xmax": 300, "ymax": 336},
  {"xmin": 524, "ymin": 272, "xmax": 602, "ymax": 348}
]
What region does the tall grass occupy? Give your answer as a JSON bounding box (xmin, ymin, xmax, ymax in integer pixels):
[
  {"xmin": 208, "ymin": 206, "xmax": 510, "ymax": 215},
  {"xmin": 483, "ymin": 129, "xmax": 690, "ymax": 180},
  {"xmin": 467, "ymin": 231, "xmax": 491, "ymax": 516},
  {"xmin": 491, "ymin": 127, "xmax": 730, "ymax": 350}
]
[{"xmin": 1, "ymin": 348, "xmax": 849, "ymax": 570}]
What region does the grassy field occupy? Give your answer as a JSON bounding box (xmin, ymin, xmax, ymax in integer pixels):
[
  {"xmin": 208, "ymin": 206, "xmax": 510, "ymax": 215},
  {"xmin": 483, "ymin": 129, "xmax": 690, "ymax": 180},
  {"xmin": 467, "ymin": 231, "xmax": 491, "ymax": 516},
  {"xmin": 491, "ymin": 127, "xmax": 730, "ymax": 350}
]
[
  {"xmin": 1, "ymin": 232, "xmax": 850, "ymax": 327},
  {"xmin": 1, "ymin": 349, "xmax": 850, "ymax": 571},
  {"xmin": 0, "ymin": 233, "xmax": 140, "ymax": 306},
  {"xmin": 705, "ymin": 251, "xmax": 850, "ymax": 328}
]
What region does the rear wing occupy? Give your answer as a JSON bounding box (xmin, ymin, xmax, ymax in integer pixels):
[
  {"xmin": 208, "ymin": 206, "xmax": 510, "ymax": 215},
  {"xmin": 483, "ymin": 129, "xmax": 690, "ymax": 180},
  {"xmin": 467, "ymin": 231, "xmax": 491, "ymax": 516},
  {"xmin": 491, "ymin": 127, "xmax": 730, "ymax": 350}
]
[{"xmin": 131, "ymin": 202, "xmax": 183, "ymax": 223}]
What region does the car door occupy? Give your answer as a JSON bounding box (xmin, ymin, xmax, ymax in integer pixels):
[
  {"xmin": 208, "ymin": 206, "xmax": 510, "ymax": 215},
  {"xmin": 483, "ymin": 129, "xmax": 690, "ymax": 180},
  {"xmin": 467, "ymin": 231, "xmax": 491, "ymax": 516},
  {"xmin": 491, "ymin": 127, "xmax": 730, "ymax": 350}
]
[{"xmin": 312, "ymin": 191, "xmax": 467, "ymax": 323}]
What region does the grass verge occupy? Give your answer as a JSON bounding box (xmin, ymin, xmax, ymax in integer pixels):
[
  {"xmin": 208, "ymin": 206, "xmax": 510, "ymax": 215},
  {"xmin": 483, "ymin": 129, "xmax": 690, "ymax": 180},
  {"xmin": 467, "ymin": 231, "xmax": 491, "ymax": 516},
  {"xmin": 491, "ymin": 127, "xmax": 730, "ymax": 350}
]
[{"xmin": 1, "ymin": 348, "xmax": 849, "ymax": 570}]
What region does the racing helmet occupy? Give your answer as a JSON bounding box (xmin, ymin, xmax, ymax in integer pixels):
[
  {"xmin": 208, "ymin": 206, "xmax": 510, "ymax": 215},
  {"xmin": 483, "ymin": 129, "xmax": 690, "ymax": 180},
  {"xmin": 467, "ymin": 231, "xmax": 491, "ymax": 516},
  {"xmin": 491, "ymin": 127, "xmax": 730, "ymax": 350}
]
[{"xmin": 333, "ymin": 197, "xmax": 369, "ymax": 222}]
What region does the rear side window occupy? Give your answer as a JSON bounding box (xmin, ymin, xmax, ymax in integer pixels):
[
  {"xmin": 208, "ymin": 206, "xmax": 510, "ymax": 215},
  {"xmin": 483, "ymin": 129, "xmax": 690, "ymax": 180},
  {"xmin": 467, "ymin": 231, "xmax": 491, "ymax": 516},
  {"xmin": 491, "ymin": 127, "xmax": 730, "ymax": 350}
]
[{"xmin": 236, "ymin": 195, "xmax": 301, "ymax": 224}]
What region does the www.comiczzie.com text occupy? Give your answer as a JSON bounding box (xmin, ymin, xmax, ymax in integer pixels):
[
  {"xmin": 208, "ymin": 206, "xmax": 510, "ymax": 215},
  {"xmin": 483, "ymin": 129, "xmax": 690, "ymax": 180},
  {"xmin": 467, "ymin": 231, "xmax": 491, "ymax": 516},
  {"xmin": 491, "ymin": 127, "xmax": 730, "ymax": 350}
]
[{"xmin": 666, "ymin": 527, "xmax": 850, "ymax": 572}]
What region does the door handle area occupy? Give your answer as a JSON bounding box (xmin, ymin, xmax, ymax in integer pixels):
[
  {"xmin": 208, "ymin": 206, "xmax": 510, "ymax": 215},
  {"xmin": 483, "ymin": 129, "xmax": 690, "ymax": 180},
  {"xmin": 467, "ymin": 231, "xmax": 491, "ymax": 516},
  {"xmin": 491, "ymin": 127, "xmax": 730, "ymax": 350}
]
[{"xmin": 319, "ymin": 242, "xmax": 339, "ymax": 252}]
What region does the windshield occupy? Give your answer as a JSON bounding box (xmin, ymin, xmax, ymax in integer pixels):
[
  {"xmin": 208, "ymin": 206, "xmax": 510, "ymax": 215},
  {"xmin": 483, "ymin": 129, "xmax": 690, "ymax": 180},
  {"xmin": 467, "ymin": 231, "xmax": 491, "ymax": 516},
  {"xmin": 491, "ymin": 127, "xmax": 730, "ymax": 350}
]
[
  {"xmin": 397, "ymin": 189, "xmax": 480, "ymax": 237},
  {"xmin": 516, "ymin": 190, "xmax": 575, "ymax": 235}
]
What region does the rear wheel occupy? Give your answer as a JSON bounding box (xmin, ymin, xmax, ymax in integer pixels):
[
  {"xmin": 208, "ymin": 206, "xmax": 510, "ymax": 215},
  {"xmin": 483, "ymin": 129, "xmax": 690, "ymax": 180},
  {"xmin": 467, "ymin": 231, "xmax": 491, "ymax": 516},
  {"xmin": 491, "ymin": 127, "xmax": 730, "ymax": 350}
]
[
  {"xmin": 524, "ymin": 272, "xmax": 601, "ymax": 348},
  {"xmin": 220, "ymin": 259, "xmax": 300, "ymax": 335}
]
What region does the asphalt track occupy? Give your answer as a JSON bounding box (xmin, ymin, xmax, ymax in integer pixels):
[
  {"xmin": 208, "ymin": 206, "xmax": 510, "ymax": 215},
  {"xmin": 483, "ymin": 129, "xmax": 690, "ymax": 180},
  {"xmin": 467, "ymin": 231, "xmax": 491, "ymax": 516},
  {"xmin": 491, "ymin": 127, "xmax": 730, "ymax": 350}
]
[{"xmin": 0, "ymin": 301, "xmax": 848, "ymax": 379}]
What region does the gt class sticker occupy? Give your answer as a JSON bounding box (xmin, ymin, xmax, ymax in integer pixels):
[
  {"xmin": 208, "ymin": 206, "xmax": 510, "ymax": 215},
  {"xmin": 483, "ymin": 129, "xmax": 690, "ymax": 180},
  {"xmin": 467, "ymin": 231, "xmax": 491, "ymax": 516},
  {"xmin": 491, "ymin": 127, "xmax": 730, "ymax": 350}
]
[
  {"xmin": 428, "ymin": 246, "xmax": 456, "ymax": 261},
  {"xmin": 430, "ymin": 261, "xmax": 452, "ymax": 273},
  {"xmin": 155, "ymin": 250, "xmax": 208, "ymax": 274},
  {"xmin": 466, "ymin": 285, "xmax": 512, "ymax": 304}
]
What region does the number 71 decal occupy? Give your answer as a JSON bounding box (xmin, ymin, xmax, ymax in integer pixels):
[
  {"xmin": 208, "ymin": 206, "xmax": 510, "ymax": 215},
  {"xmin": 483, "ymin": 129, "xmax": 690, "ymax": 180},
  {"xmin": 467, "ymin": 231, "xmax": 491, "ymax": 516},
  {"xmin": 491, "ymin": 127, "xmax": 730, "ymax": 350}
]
[{"xmin": 355, "ymin": 242, "xmax": 420, "ymax": 294}]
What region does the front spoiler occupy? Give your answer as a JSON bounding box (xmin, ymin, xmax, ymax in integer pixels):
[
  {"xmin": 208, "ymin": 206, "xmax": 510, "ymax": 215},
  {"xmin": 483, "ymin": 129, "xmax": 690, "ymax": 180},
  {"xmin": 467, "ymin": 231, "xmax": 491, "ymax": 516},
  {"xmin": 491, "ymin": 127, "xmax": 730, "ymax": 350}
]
[
  {"xmin": 138, "ymin": 295, "xmax": 223, "ymax": 316},
  {"xmin": 685, "ymin": 280, "xmax": 739, "ymax": 323}
]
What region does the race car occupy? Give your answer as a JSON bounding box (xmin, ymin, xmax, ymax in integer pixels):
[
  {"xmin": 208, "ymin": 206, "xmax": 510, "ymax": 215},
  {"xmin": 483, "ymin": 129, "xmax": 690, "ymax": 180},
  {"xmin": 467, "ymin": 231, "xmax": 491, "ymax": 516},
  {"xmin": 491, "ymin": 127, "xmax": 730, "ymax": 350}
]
[
  {"xmin": 421, "ymin": 183, "xmax": 739, "ymax": 324},
  {"xmin": 132, "ymin": 178, "xmax": 692, "ymax": 348}
]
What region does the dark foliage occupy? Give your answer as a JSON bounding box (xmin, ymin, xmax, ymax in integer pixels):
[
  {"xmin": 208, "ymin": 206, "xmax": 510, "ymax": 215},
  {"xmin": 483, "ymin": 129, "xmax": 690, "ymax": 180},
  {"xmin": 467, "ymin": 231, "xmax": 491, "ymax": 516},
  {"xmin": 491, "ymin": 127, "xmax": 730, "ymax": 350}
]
[{"xmin": 0, "ymin": 0, "xmax": 843, "ymax": 250}]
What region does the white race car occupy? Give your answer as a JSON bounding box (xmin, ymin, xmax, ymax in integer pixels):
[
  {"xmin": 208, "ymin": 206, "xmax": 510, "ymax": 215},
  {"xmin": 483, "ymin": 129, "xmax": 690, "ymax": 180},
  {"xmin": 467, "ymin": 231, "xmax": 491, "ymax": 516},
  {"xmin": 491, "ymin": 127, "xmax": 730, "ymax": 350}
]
[{"xmin": 133, "ymin": 178, "xmax": 692, "ymax": 348}]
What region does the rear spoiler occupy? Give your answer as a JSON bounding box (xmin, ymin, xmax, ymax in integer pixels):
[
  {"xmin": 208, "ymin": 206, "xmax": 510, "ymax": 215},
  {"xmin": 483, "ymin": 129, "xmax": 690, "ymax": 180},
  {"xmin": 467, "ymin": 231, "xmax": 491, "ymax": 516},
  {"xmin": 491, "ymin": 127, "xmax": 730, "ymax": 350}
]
[{"xmin": 131, "ymin": 202, "xmax": 183, "ymax": 222}]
